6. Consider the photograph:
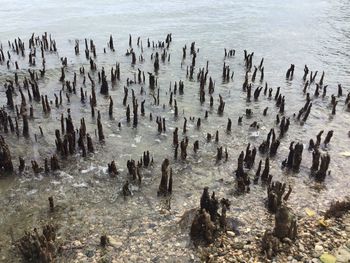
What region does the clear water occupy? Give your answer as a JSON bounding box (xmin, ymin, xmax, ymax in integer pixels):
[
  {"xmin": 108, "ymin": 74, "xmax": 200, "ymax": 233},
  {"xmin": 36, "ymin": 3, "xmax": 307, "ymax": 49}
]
[{"xmin": 0, "ymin": 0, "xmax": 350, "ymax": 261}]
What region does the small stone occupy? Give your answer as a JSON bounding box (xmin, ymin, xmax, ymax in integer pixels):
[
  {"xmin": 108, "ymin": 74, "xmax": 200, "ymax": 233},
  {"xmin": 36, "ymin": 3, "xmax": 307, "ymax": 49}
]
[
  {"xmin": 243, "ymin": 244, "xmax": 251, "ymax": 250},
  {"xmin": 283, "ymin": 237, "xmax": 292, "ymax": 244},
  {"xmin": 76, "ymin": 252, "xmax": 85, "ymax": 259},
  {"xmin": 85, "ymin": 250, "xmax": 94, "ymax": 258},
  {"xmin": 294, "ymin": 254, "xmax": 303, "ymax": 261},
  {"xmin": 152, "ymin": 256, "xmax": 160, "ymax": 262},
  {"xmin": 130, "ymin": 255, "xmax": 138, "ymax": 261},
  {"xmin": 314, "ymin": 244, "xmax": 324, "ymax": 257},
  {"xmin": 335, "ymin": 247, "xmax": 350, "ymax": 263},
  {"xmin": 109, "ymin": 236, "xmax": 123, "ymax": 248},
  {"xmin": 148, "ymin": 223, "xmax": 156, "ymax": 228},
  {"xmin": 72, "ymin": 240, "xmax": 82, "ymax": 247},
  {"xmin": 228, "ymin": 256, "xmax": 237, "ymax": 262},
  {"xmin": 232, "ymin": 242, "xmax": 244, "ymax": 250},
  {"xmin": 340, "ymin": 231, "xmax": 347, "ymax": 238},
  {"xmin": 227, "ymin": 231, "xmax": 235, "ymax": 237},
  {"xmin": 315, "ymin": 244, "xmax": 323, "ymax": 251}
]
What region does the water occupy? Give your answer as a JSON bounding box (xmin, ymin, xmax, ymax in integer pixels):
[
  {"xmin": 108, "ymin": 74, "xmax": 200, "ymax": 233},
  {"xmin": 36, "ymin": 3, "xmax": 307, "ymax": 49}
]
[{"xmin": 0, "ymin": 0, "xmax": 350, "ymax": 261}]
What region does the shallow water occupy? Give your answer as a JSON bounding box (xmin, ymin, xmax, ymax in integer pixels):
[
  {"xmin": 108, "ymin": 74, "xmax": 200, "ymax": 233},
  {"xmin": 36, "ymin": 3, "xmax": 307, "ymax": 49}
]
[{"xmin": 0, "ymin": 0, "xmax": 350, "ymax": 262}]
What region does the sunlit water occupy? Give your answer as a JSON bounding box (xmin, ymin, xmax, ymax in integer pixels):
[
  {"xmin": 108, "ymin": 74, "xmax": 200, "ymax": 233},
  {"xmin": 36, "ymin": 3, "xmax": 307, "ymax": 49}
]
[{"xmin": 0, "ymin": 0, "xmax": 350, "ymax": 261}]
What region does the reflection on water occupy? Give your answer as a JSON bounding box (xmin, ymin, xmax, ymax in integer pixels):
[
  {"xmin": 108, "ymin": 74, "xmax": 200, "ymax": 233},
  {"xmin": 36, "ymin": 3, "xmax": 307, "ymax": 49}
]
[{"xmin": 0, "ymin": 0, "xmax": 350, "ymax": 261}]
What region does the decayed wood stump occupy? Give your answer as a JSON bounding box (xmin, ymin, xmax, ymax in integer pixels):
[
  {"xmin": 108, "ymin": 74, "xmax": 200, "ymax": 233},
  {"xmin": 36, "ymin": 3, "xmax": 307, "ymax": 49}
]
[
  {"xmin": 190, "ymin": 187, "xmax": 230, "ymax": 245},
  {"xmin": 0, "ymin": 135, "xmax": 13, "ymax": 173},
  {"xmin": 17, "ymin": 224, "xmax": 57, "ymax": 263}
]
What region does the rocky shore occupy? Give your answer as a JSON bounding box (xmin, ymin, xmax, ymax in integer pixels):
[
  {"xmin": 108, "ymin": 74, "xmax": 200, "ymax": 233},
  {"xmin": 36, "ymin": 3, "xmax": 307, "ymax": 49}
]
[
  {"xmin": 24, "ymin": 209, "xmax": 347, "ymax": 263},
  {"xmin": 198, "ymin": 212, "xmax": 350, "ymax": 263}
]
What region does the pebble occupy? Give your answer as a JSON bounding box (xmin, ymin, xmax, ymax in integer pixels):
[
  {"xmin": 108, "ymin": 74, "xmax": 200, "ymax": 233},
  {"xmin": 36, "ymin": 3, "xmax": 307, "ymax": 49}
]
[
  {"xmin": 109, "ymin": 237, "xmax": 123, "ymax": 248},
  {"xmin": 130, "ymin": 255, "xmax": 137, "ymax": 261},
  {"xmin": 283, "ymin": 237, "xmax": 293, "ymax": 245},
  {"xmin": 314, "ymin": 244, "xmax": 324, "ymax": 257},
  {"xmin": 335, "ymin": 246, "xmax": 350, "ymax": 263},
  {"xmin": 72, "ymin": 240, "xmax": 82, "ymax": 247},
  {"xmin": 85, "ymin": 250, "xmax": 94, "ymax": 258},
  {"xmin": 227, "ymin": 231, "xmax": 235, "ymax": 237},
  {"xmin": 76, "ymin": 252, "xmax": 85, "ymax": 260},
  {"xmin": 227, "ymin": 256, "xmax": 237, "ymax": 262},
  {"xmin": 294, "ymin": 254, "xmax": 304, "ymax": 261},
  {"xmin": 55, "ymin": 212, "xmax": 350, "ymax": 263},
  {"xmin": 232, "ymin": 242, "xmax": 244, "ymax": 250}
]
